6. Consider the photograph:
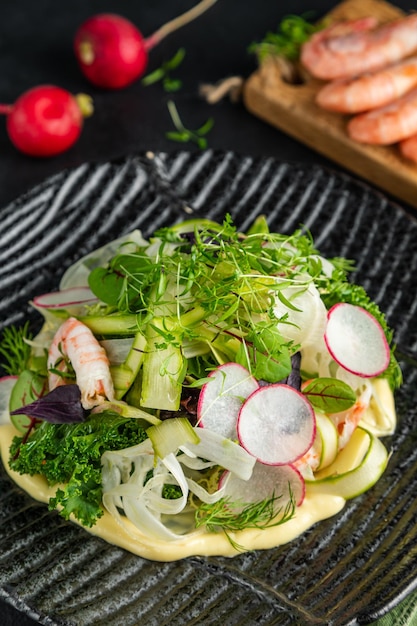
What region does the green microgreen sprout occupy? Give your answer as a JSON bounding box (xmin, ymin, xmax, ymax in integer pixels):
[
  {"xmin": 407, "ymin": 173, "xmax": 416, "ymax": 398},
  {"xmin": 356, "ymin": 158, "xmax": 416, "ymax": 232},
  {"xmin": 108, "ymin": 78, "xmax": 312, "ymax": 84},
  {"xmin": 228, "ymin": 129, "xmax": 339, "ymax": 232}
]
[
  {"xmin": 166, "ymin": 100, "xmax": 214, "ymax": 149},
  {"xmin": 142, "ymin": 48, "xmax": 186, "ymax": 92},
  {"xmin": 0, "ymin": 322, "xmax": 33, "ymax": 375}
]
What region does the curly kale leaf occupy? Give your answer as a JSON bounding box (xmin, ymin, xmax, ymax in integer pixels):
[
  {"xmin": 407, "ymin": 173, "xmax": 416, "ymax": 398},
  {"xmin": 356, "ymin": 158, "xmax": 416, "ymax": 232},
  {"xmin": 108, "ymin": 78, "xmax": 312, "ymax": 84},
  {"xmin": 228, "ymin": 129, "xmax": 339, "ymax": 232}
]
[{"xmin": 9, "ymin": 411, "xmax": 148, "ymax": 527}]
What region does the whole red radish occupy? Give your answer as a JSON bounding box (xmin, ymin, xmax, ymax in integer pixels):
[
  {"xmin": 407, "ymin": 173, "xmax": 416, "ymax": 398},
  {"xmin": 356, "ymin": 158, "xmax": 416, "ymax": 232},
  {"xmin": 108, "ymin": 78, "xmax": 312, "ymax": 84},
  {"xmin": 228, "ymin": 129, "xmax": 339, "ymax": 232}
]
[
  {"xmin": 74, "ymin": 0, "xmax": 218, "ymax": 89},
  {"xmin": 1, "ymin": 85, "xmax": 93, "ymax": 157}
]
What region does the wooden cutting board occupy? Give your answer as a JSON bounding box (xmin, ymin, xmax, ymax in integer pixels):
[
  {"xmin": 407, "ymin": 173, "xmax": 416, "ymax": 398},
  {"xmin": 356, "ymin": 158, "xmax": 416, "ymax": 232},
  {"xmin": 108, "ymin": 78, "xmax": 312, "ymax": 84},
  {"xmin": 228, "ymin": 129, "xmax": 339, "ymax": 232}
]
[{"xmin": 243, "ymin": 0, "xmax": 417, "ymax": 210}]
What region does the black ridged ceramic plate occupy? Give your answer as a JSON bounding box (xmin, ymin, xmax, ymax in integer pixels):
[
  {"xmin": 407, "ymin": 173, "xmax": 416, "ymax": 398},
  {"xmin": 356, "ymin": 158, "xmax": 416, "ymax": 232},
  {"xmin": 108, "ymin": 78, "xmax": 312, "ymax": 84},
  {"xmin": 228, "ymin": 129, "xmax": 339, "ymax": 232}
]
[{"xmin": 1, "ymin": 151, "xmax": 417, "ymax": 626}]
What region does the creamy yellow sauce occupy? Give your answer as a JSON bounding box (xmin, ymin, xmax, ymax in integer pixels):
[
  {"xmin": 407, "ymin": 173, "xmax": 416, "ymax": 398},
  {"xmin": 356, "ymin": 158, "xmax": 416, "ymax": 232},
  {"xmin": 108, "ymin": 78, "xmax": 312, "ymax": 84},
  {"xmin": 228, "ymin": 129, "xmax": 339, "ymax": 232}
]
[{"xmin": 0, "ymin": 423, "xmax": 346, "ymax": 561}]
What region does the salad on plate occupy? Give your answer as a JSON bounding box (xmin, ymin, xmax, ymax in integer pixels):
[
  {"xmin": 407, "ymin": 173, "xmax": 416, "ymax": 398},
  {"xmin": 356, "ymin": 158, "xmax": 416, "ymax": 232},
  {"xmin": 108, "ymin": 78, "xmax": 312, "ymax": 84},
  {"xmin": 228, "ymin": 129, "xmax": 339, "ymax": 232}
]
[{"xmin": 0, "ymin": 215, "xmax": 401, "ymax": 560}]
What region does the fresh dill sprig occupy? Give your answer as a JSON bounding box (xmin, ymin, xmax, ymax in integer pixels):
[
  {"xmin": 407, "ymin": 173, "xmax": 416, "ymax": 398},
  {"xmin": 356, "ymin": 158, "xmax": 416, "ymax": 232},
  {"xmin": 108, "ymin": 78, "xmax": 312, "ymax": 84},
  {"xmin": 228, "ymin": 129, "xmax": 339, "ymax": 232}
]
[
  {"xmin": 195, "ymin": 491, "xmax": 296, "ymax": 550},
  {"xmin": 0, "ymin": 322, "xmax": 33, "ymax": 375}
]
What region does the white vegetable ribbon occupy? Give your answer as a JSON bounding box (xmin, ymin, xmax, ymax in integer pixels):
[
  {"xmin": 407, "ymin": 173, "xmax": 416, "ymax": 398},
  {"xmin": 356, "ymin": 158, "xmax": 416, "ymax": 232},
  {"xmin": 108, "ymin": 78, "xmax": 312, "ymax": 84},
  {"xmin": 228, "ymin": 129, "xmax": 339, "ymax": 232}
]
[{"xmin": 101, "ymin": 427, "xmax": 256, "ymax": 541}]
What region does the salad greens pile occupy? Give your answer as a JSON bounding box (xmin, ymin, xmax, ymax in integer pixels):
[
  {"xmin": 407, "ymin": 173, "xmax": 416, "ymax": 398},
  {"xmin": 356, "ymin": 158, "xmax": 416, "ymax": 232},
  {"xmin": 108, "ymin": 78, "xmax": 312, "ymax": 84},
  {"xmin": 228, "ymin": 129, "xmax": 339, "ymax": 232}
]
[{"xmin": 1, "ymin": 215, "xmax": 401, "ymax": 536}]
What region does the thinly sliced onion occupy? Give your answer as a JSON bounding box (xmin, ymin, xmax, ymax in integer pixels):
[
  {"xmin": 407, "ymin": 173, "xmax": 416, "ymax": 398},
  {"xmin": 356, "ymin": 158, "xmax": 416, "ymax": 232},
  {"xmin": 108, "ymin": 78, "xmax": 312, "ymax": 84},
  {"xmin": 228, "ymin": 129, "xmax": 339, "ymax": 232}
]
[
  {"xmin": 273, "ymin": 281, "xmax": 327, "ymax": 348},
  {"xmin": 359, "ymin": 378, "xmax": 397, "ymax": 437},
  {"xmin": 159, "ymin": 453, "xmax": 189, "ymax": 514},
  {"xmin": 185, "ymin": 477, "xmax": 226, "ymax": 504},
  {"xmin": 101, "ymin": 426, "xmax": 256, "ymax": 541},
  {"xmin": 60, "ymin": 230, "xmax": 147, "ymax": 290},
  {"xmin": 181, "ymin": 428, "xmax": 256, "ymax": 480},
  {"xmin": 0, "ymin": 376, "xmax": 17, "ymax": 425},
  {"xmin": 102, "ymin": 447, "xmax": 188, "ymax": 541}
]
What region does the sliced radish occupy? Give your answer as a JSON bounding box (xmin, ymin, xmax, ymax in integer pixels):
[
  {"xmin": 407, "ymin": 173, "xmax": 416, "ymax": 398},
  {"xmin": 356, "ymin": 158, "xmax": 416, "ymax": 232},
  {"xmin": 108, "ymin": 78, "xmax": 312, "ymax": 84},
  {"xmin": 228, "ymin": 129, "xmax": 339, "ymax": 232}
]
[
  {"xmin": 237, "ymin": 384, "xmax": 316, "ymax": 465},
  {"xmin": 32, "ymin": 286, "xmax": 99, "ymax": 309},
  {"xmin": 324, "ymin": 303, "xmax": 390, "ymax": 377},
  {"xmin": 0, "ymin": 375, "xmax": 18, "ymax": 425},
  {"xmin": 197, "ymin": 363, "xmax": 259, "ymax": 439},
  {"xmin": 220, "ymin": 461, "xmax": 305, "ymax": 508}
]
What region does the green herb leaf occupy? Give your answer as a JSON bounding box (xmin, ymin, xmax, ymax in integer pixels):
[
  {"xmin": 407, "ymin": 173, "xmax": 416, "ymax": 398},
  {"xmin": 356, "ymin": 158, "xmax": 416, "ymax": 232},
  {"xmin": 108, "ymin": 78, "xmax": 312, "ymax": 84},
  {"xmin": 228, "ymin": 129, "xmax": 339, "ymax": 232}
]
[
  {"xmin": 166, "ymin": 100, "xmax": 213, "ymax": 150},
  {"xmin": 236, "ymin": 324, "xmax": 292, "ymax": 383},
  {"xmin": 165, "ymin": 131, "xmax": 190, "ymax": 143},
  {"xmin": 141, "ymin": 67, "xmax": 165, "ymax": 86},
  {"xmin": 88, "ymin": 252, "xmax": 154, "ymax": 311},
  {"xmin": 163, "ymin": 78, "xmax": 183, "ymax": 92},
  {"xmin": 249, "ymin": 13, "xmax": 322, "ymax": 62},
  {"xmin": 142, "ymin": 48, "xmax": 185, "ymax": 92},
  {"xmin": 303, "ymin": 377, "xmax": 356, "ymax": 413},
  {"xmin": 0, "ymin": 322, "xmax": 33, "ymax": 375},
  {"xmin": 196, "ymin": 117, "xmax": 214, "ymax": 136}
]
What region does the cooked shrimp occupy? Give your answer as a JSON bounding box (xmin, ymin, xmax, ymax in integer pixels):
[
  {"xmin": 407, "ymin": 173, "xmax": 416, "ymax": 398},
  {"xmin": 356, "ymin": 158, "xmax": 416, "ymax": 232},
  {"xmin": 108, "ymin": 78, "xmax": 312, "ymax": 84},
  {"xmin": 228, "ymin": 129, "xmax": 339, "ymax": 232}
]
[
  {"xmin": 348, "ymin": 86, "xmax": 417, "ymax": 144},
  {"xmin": 399, "ymin": 132, "xmax": 417, "ymax": 163},
  {"xmin": 47, "ymin": 316, "xmax": 114, "ymax": 410},
  {"xmin": 294, "ymin": 445, "xmax": 320, "ymax": 478},
  {"xmin": 329, "ymin": 385, "xmax": 372, "ymax": 451},
  {"xmin": 301, "ymin": 14, "xmax": 417, "ymax": 81},
  {"xmin": 316, "ymin": 57, "xmax": 417, "ymax": 113}
]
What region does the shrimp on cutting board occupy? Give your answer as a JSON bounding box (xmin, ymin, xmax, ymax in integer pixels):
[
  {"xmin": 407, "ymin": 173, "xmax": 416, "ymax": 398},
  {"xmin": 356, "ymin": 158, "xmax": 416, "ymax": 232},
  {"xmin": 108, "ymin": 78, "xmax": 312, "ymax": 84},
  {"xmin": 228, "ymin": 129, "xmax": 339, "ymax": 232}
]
[
  {"xmin": 301, "ymin": 13, "xmax": 417, "ymax": 81},
  {"xmin": 348, "ymin": 86, "xmax": 417, "ymax": 144},
  {"xmin": 316, "ymin": 56, "xmax": 417, "ymax": 114},
  {"xmin": 47, "ymin": 316, "xmax": 115, "ymax": 410}
]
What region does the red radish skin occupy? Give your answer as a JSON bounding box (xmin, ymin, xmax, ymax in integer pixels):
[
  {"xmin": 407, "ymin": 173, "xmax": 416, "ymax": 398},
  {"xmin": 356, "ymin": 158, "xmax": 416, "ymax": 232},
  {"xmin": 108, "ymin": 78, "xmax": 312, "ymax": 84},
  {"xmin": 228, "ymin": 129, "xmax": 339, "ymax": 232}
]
[
  {"xmin": 74, "ymin": 14, "xmax": 147, "ymax": 90},
  {"xmin": 2, "ymin": 86, "xmax": 92, "ymax": 157},
  {"xmin": 74, "ymin": 0, "xmax": 218, "ymax": 89},
  {"xmin": 324, "ymin": 303, "xmax": 390, "ymax": 377}
]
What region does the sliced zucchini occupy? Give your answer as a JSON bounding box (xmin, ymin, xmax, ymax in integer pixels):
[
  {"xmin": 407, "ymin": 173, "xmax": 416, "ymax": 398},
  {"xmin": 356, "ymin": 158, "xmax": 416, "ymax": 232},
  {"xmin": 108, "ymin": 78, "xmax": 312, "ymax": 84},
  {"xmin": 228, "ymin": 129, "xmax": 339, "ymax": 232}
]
[{"xmin": 306, "ymin": 427, "xmax": 389, "ymax": 499}]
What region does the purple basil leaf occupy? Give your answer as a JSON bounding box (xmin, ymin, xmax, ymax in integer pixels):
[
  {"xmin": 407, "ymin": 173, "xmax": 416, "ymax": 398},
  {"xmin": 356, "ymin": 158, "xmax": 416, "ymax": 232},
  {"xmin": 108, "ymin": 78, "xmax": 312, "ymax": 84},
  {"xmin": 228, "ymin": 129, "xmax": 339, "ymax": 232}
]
[
  {"xmin": 286, "ymin": 352, "xmax": 301, "ymax": 390},
  {"xmin": 11, "ymin": 384, "xmax": 86, "ymax": 424}
]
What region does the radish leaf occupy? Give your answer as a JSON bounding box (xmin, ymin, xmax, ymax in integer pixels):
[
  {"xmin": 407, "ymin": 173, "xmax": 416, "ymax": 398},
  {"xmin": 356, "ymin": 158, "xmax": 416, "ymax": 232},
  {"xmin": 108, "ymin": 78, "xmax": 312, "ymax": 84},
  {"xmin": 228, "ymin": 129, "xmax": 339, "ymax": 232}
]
[{"xmin": 303, "ymin": 377, "xmax": 356, "ymax": 413}]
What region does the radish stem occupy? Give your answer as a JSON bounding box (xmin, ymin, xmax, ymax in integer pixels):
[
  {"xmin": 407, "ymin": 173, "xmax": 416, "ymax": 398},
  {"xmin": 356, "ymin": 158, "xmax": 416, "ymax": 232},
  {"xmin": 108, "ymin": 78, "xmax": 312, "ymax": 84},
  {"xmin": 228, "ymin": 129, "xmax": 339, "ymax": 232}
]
[{"xmin": 145, "ymin": 0, "xmax": 218, "ymax": 50}]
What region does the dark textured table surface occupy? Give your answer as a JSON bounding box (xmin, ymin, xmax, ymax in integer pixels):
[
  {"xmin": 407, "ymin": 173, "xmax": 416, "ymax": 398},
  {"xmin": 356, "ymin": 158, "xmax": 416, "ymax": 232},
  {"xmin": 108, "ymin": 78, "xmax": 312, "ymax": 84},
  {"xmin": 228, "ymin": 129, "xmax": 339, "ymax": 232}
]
[{"xmin": 1, "ymin": 1, "xmax": 416, "ymax": 625}]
